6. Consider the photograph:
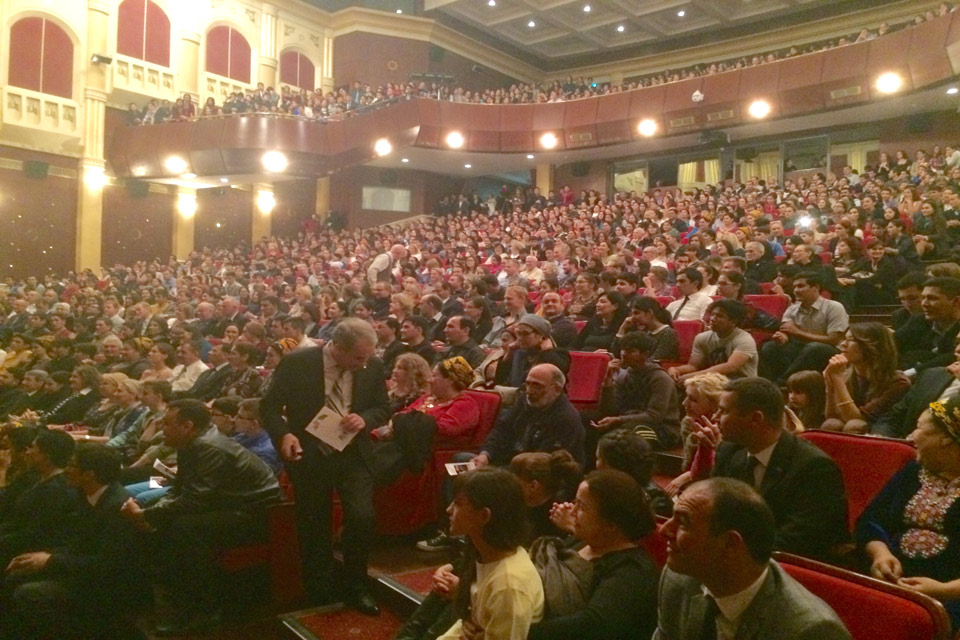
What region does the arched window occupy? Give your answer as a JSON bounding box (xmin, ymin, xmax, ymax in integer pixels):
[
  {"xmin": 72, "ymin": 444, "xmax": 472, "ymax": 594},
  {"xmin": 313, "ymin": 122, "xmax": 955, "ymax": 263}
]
[
  {"xmin": 205, "ymin": 25, "xmax": 251, "ymax": 84},
  {"xmin": 279, "ymin": 50, "xmax": 315, "ymax": 91},
  {"xmin": 8, "ymin": 17, "xmax": 73, "ymax": 99},
  {"xmin": 117, "ymin": 0, "xmax": 171, "ymax": 67}
]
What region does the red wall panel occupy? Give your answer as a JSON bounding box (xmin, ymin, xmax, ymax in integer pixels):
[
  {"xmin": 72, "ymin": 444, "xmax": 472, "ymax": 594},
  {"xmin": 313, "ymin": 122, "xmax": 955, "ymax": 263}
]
[
  {"xmin": 230, "ymin": 28, "xmax": 251, "ymax": 84},
  {"xmin": 41, "ymin": 21, "xmax": 73, "ymax": 99},
  {"xmin": 205, "ymin": 26, "xmax": 230, "ymax": 78},
  {"xmin": 116, "ymin": 0, "xmax": 145, "ymax": 60},
  {"xmin": 144, "ymin": 1, "xmax": 170, "ymax": 67},
  {"xmin": 102, "ymin": 184, "xmax": 174, "ymax": 267},
  {"xmin": 0, "ymin": 146, "xmax": 77, "ymax": 278},
  {"xmin": 8, "ymin": 18, "xmax": 43, "ymax": 93},
  {"xmin": 908, "ymin": 14, "xmax": 952, "ymax": 88}
]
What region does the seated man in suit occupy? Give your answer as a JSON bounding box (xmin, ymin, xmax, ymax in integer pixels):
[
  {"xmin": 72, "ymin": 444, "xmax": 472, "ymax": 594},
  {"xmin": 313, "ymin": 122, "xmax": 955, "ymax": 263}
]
[
  {"xmin": 872, "ymin": 338, "xmax": 960, "ymax": 438},
  {"xmin": 655, "ymin": 477, "xmax": 851, "ymax": 640},
  {"xmin": 702, "ymin": 377, "xmax": 849, "ymax": 561},
  {"xmin": 401, "ymin": 316, "xmax": 438, "ymax": 365},
  {"xmin": 434, "ymin": 316, "xmax": 486, "ymax": 369},
  {"xmin": 120, "ymin": 399, "xmax": 281, "ymax": 635},
  {"xmin": 3, "ymin": 444, "xmax": 148, "ymax": 639},
  {"xmin": 0, "ymin": 430, "xmax": 82, "ymax": 568},
  {"xmin": 180, "ymin": 342, "xmax": 232, "ymax": 401}
]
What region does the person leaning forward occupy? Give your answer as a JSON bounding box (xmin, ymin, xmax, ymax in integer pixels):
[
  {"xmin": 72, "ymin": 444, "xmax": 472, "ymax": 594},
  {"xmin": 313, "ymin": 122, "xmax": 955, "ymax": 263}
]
[{"xmin": 261, "ymin": 318, "xmax": 390, "ymax": 616}]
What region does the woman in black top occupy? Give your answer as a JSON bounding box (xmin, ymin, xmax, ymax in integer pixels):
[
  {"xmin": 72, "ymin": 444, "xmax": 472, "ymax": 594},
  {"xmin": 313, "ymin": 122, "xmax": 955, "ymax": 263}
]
[
  {"xmin": 575, "ymin": 292, "xmax": 625, "ymax": 352},
  {"xmin": 529, "ymin": 470, "xmax": 659, "ymax": 640}
]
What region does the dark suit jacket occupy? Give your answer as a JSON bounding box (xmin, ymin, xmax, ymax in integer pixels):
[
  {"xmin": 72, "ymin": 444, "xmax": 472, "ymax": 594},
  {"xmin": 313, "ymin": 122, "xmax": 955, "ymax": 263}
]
[
  {"xmin": 654, "ymin": 562, "xmax": 851, "ymax": 640},
  {"xmin": 0, "ymin": 473, "xmax": 83, "ymax": 564},
  {"xmin": 43, "ymin": 390, "xmax": 101, "ymax": 425},
  {"xmin": 182, "ymin": 363, "xmax": 233, "ymax": 401},
  {"xmin": 261, "ymin": 346, "xmax": 390, "ymax": 467},
  {"xmin": 46, "ymin": 482, "xmax": 148, "ymax": 610},
  {"xmin": 872, "ymin": 366, "xmax": 953, "ymax": 438},
  {"xmin": 713, "ymin": 432, "xmax": 849, "ymax": 561}
]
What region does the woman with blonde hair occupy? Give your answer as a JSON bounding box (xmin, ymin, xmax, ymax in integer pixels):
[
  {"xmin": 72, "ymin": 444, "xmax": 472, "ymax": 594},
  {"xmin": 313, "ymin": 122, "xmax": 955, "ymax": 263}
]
[
  {"xmin": 389, "ymin": 293, "xmax": 415, "ymax": 326},
  {"xmin": 823, "ymin": 322, "xmax": 910, "ymax": 433},
  {"xmin": 665, "ymin": 372, "xmax": 728, "ymax": 496},
  {"xmin": 81, "ymin": 376, "xmax": 147, "ymax": 443},
  {"xmin": 388, "ymin": 352, "xmax": 433, "ymax": 412}
]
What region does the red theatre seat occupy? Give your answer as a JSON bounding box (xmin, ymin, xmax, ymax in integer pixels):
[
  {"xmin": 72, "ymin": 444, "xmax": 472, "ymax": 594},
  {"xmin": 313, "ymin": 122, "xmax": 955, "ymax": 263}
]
[
  {"xmin": 574, "ymin": 320, "xmax": 587, "ymax": 334},
  {"xmin": 641, "ymin": 518, "xmax": 670, "ymax": 570},
  {"xmin": 374, "ymin": 390, "xmax": 503, "ymax": 535},
  {"xmin": 799, "ymin": 430, "xmax": 915, "ymax": 530},
  {"xmin": 216, "ymin": 501, "xmax": 304, "ymax": 608},
  {"xmin": 759, "ymin": 282, "xmax": 776, "ymax": 293},
  {"xmin": 566, "ymin": 351, "xmax": 611, "ymax": 409},
  {"xmin": 774, "ymin": 552, "xmax": 952, "ymax": 640},
  {"xmin": 672, "ymin": 319, "xmax": 704, "ymax": 364},
  {"xmin": 744, "ymin": 294, "xmax": 791, "ymax": 319},
  {"xmin": 655, "ymin": 296, "xmax": 675, "ymax": 308}
]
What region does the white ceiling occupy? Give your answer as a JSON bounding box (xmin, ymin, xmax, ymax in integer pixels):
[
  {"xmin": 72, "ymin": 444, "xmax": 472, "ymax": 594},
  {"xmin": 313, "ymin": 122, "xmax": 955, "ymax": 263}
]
[{"xmin": 425, "ymin": 0, "xmax": 837, "ymax": 64}]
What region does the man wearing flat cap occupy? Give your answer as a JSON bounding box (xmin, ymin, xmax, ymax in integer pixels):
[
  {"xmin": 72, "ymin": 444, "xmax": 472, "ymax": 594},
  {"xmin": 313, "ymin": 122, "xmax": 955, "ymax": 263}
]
[{"xmin": 499, "ymin": 314, "xmax": 571, "ymax": 389}]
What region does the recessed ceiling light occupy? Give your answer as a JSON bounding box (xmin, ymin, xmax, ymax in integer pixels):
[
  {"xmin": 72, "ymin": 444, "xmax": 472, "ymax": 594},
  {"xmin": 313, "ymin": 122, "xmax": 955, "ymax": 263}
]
[
  {"xmin": 617, "ymin": 24, "xmax": 625, "ymax": 32},
  {"xmin": 526, "ymin": 154, "xmax": 535, "ymax": 159},
  {"xmin": 446, "ymin": 131, "xmax": 465, "ymax": 149},
  {"xmin": 464, "ymin": 164, "xmax": 472, "ymax": 169},
  {"xmin": 488, "ymin": 0, "xmax": 496, "ymax": 5},
  {"xmin": 677, "ymin": 9, "xmax": 686, "ymax": 17},
  {"xmin": 374, "ymin": 138, "xmax": 392, "ymax": 157},
  {"xmin": 748, "ymin": 99, "xmax": 772, "ymax": 119},
  {"xmin": 540, "ymin": 132, "xmax": 558, "ymax": 149},
  {"xmin": 528, "ymin": 20, "xmax": 536, "ymax": 27},
  {"xmin": 262, "ymin": 150, "xmax": 288, "ymax": 172},
  {"xmin": 875, "ymin": 72, "xmax": 903, "ymax": 94},
  {"xmin": 401, "ymin": 158, "xmax": 409, "ymax": 163},
  {"xmin": 220, "ymin": 177, "xmax": 229, "ymax": 183},
  {"xmin": 637, "ymin": 119, "xmax": 658, "ymax": 137},
  {"xmin": 583, "ymin": 4, "xmax": 591, "ymax": 12},
  {"xmin": 396, "ymin": 8, "xmax": 402, "ymax": 13},
  {"xmin": 949, "ymin": 87, "xmax": 959, "ymax": 95}
]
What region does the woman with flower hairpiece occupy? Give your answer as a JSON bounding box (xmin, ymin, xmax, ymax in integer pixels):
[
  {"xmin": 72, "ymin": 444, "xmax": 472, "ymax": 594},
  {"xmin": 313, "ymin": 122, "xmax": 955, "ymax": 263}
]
[
  {"xmin": 370, "ymin": 356, "xmax": 480, "ymax": 485},
  {"xmin": 856, "ymin": 394, "xmax": 960, "ymax": 629}
]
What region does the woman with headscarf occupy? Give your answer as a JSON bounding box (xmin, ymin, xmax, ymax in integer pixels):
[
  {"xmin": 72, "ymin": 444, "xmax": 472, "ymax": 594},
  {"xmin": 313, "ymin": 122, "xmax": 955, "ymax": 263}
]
[
  {"xmin": 371, "ymin": 357, "xmax": 480, "ymax": 485},
  {"xmin": 857, "ymin": 395, "xmax": 960, "ymax": 630}
]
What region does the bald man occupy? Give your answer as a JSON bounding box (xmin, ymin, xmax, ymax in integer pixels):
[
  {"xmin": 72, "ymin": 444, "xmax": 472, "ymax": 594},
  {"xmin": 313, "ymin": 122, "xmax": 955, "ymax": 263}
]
[
  {"xmin": 473, "ymin": 363, "xmax": 585, "ymax": 467},
  {"xmin": 366, "ymin": 244, "xmax": 407, "ymax": 288}
]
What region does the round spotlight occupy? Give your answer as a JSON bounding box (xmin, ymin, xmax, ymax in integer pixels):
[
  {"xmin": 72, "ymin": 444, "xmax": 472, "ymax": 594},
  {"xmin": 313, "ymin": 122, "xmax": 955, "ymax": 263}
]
[
  {"xmin": 374, "ymin": 138, "xmax": 392, "ymax": 157},
  {"xmin": 948, "ymin": 87, "xmax": 959, "ymax": 95},
  {"xmin": 637, "ymin": 119, "xmax": 658, "ymax": 137},
  {"xmin": 220, "ymin": 177, "xmax": 229, "ymax": 183},
  {"xmin": 182, "ymin": 172, "xmax": 196, "ymax": 179},
  {"xmin": 262, "ymin": 150, "xmax": 288, "ymax": 172},
  {"xmin": 396, "ymin": 8, "xmax": 402, "ymax": 13},
  {"xmin": 617, "ymin": 24, "xmax": 625, "ymax": 32},
  {"xmin": 528, "ymin": 20, "xmax": 536, "ymax": 27},
  {"xmin": 875, "ymin": 72, "xmax": 903, "ymax": 94},
  {"xmin": 583, "ymin": 4, "xmax": 591, "ymax": 12},
  {"xmin": 445, "ymin": 131, "xmax": 465, "ymax": 149},
  {"xmin": 488, "ymin": 0, "xmax": 496, "ymax": 5},
  {"xmin": 526, "ymin": 154, "xmax": 535, "ymax": 159},
  {"xmin": 164, "ymin": 156, "xmax": 187, "ymax": 174},
  {"xmin": 133, "ymin": 165, "xmax": 147, "ymax": 177},
  {"xmin": 540, "ymin": 132, "xmax": 558, "ymax": 149},
  {"xmin": 401, "ymin": 158, "xmax": 410, "ymax": 163},
  {"xmin": 748, "ymin": 99, "xmax": 771, "ymax": 119},
  {"xmin": 677, "ymin": 9, "xmax": 685, "ymax": 17},
  {"xmin": 464, "ymin": 164, "xmax": 472, "ymax": 169}
]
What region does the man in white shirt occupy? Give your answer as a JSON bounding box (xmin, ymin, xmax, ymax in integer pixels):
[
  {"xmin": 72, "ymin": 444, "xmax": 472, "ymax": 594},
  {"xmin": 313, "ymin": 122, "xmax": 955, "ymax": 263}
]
[
  {"xmin": 169, "ymin": 340, "xmax": 209, "ymax": 393},
  {"xmin": 521, "ymin": 255, "xmax": 545, "ymax": 286},
  {"xmin": 666, "ymin": 268, "xmax": 713, "ymax": 321},
  {"xmin": 366, "ymin": 244, "xmax": 406, "ymax": 289},
  {"xmin": 655, "ymin": 477, "xmax": 851, "ymax": 640}
]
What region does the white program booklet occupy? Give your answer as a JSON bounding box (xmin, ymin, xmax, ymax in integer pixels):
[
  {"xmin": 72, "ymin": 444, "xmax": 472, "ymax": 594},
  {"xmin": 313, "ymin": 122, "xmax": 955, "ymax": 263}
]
[{"xmin": 305, "ymin": 406, "xmax": 358, "ymax": 452}]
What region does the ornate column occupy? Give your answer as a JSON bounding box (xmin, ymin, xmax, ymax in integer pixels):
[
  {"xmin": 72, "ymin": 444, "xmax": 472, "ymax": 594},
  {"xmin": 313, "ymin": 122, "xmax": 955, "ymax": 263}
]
[
  {"xmin": 259, "ymin": 4, "xmax": 279, "ymax": 88},
  {"xmin": 321, "ymin": 35, "xmax": 335, "ymax": 93},
  {"xmin": 535, "ymin": 163, "xmax": 555, "ymax": 195},
  {"xmin": 179, "ymin": 31, "xmax": 201, "ymax": 102},
  {"xmin": 253, "ymin": 184, "xmax": 274, "ymax": 243},
  {"xmin": 75, "ymin": 0, "xmax": 111, "ymax": 272},
  {"xmin": 173, "ymin": 187, "xmax": 197, "ymax": 260},
  {"xmin": 315, "ymin": 176, "xmax": 330, "ymax": 221}
]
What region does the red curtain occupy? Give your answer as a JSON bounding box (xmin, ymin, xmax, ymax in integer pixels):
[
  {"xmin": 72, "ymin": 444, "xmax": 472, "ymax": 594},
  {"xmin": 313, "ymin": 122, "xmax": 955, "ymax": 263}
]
[
  {"xmin": 280, "ymin": 50, "xmax": 315, "ymax": 91},
  {"xmin": 206, "ymin": 25, "xmax": 250, "ymax": 83},
  {"xmin": 117, "ymin": 0, "xmax": 170, "ymax": 67}
]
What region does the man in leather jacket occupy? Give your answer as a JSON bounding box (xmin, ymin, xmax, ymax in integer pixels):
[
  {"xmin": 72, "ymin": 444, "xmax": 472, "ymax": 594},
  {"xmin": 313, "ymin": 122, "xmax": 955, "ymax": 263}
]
[{"xmin": 121, "ymin": 399, "xmax": 280, "ymax": 636}]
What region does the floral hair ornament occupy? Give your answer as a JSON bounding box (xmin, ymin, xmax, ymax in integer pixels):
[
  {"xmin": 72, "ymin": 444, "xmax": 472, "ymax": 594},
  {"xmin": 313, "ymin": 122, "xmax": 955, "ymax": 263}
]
[{"xmin": 929, "ymin": 396, "xmax": 960, "ymax": 445}]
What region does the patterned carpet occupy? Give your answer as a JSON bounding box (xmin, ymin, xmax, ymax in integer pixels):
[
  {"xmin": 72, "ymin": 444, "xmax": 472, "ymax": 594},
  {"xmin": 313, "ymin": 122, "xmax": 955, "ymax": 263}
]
[
  {"xmin": 281, "ymin": 605, "xmax": 403, "ymax": 640},
  {"xmin": 377, "ymin": 566, "xmax": 436, "ymax": 599}
]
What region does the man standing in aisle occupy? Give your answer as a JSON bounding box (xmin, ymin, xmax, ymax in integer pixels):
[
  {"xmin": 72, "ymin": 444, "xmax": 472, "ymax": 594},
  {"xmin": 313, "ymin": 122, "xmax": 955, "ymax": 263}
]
[{"xmin": 261, "ymin": 318, "xmax": 390, "ymax": 615}]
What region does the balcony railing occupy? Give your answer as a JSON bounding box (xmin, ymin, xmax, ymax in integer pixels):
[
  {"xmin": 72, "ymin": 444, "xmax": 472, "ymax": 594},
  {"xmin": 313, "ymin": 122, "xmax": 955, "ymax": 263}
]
[
  {"xmin": 1, "ymin": 86, "xmax": 79, "ymax": 138},
  {"xmin": 112, "ymin": 54, "xmax": 177, "ymax": 102},
  {"xmin": 203, "ymin": 72, "xmax": 252, "ymax": 108}
]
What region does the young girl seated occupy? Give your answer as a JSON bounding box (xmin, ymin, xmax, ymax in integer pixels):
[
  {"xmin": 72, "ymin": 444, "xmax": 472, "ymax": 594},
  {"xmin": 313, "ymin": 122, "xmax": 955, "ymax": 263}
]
[{"xmin": 437, "ymin": 468, "xmax": 544, "ymax": 640}]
